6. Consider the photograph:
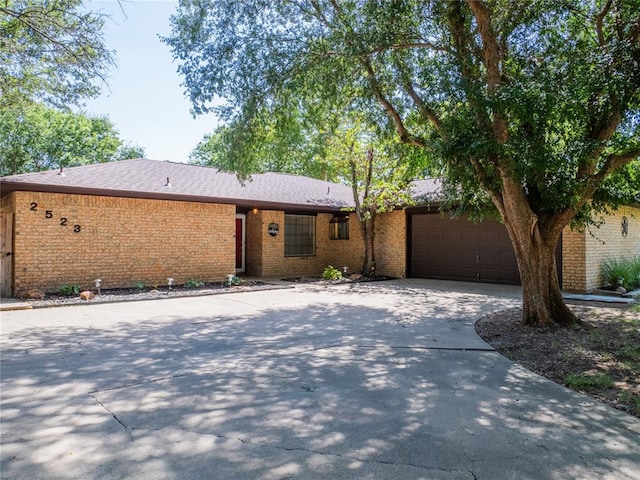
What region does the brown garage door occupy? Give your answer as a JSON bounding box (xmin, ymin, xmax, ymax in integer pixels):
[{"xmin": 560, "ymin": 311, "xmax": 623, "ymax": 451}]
[{"xmin": 410, "ymin": 213, "xmax": 520, "ymax": 285}]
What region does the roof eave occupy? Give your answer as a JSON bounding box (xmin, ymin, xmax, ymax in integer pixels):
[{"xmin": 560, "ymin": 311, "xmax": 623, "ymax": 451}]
[{"xmin": 0, "ymin": 181, "xmax": 350, "ymax": 213}]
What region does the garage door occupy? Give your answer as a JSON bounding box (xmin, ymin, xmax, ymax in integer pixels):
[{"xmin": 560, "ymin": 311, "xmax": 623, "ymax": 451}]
[{"xmin": 410, "ymin": 213, "xmax": 520, "ymax": 285}]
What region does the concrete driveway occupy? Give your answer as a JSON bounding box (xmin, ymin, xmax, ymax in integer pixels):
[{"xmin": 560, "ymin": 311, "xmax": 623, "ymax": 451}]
[{"xmin": 1, "ymin": 279, "xmax": 638, "ymax": 479}]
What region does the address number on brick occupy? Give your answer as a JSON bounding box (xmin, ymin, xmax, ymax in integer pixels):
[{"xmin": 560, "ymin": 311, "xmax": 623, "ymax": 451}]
[{"xmin": 29, "ymin": 202, "xmax": 81, "ymax": 233}]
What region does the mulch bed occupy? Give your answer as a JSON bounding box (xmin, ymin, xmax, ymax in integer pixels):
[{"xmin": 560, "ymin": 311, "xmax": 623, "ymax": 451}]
[{"xmin": 476, "ymin": 302, "xmax": 640, "ymax": 418}]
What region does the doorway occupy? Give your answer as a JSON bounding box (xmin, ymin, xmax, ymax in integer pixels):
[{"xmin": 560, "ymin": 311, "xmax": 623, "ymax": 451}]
[
  {"xmin": 235, "ymin": 214, "xmax": 246, "ymax": 273},
  {"xmin": 0, "ymin": 212, "xmax": 14, "ymax": 297}
]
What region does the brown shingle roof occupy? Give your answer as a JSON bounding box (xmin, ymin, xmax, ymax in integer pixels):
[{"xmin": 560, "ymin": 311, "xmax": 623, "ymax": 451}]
[
  {"xmin": 0, "ymin": 159, "xmax": 355, "ymax": 212},
  {"xmin": 0, "ymin": 158, "xmax": 442, "ymax": 211}
]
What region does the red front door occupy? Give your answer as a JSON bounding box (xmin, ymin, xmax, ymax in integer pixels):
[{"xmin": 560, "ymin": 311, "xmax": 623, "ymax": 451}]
[{"xmin": 235, "ymin": 217, "xmax": 243, "ymax": 270}]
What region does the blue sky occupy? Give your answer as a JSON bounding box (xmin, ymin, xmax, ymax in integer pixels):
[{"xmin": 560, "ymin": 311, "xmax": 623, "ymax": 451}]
[{"xmin": 83, "ymin": 1, "xmax": 219, "ymax": 162}]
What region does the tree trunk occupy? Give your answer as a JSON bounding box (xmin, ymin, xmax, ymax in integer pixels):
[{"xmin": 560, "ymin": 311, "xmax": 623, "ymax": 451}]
[
  {"xmin": 509, "ymin": 224, "xmax": 576, "ymax": 327},
  {"xmin": 498, "ymin": 184, "xmax": 577, "ymax": 327},
  {"xmin": 360, "ymin": 215, "xmax": 376, "ymax": 276}
]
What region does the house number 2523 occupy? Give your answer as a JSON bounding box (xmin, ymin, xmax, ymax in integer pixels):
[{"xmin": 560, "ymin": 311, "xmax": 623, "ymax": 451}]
[{"xmin": 29, "ymin": 202, "xmax": 81, "ymax": 233}]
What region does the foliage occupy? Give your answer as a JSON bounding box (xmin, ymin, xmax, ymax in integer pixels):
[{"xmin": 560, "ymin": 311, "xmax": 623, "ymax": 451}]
[
  {"xmin": 115, "ymin": 142, "xmax": 147, "ymax": 161},
  {"xmin": 564, "ymin": 373, "xmax": 615, "ymax": 391},
  {"xmin": 0, "ymin": 104, "xmax": 129, "ymax": 176},
  {"xmin": 228, "ymin": 275, "xmax": 243, "ymax": 286},
  {"xmin": 58, "ymin": 284, "xmax": 80, "ymax": 296},
  {"xmin": 600, "ymin": 256, "xmax": 640, "ymax": 290},
  {"xmin": 135, "ymin": 281, "xmax": 145, "ymax": 290},
  {"xmin": 322, "ymin": 265, "xmax": 343, "ymax": 281},
  {"xmin": 166, "ymin": 0, "xmax": 640, "ymax": 327},
  {"xmin": 189, "ymin": 118, "xmax": 339, "ymax": 181},
  {"xmin": 325, "ymin": 118, "xmax": 424, "ymax": 274},
  {"xmin": 0, "ymin": 0, "xmax": 113, "ymax": 109},
  {"xmin": 185, "ymin": 278, "xmax": 205, "ymax": 289}
]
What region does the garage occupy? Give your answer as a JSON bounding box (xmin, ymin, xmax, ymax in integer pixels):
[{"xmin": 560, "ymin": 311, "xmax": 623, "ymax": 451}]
[{"xmin": 409, "ymin": 211, "xmax": 521, "ymax": 285}]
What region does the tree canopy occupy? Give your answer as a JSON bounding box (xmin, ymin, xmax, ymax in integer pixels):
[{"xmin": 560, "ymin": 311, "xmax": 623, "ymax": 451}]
[
  {"xmin": 0, "ymin": 0, "xmax": 113, "ymax": 109},
  {"xmin": 0, "ymin": 104, "xmax": 137, "ymax": 176},
  {"xmin": 166, "ymin": 0, "xmax": 640, "ymax": 326}
]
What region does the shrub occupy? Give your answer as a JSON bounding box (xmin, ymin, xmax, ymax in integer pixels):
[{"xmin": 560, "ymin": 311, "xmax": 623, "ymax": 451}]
[
  {"xmin": 59, "ymin": 284, "xmax": 80, "ymax": 296},
  {"xmin": 185, "ymin": 278, "xmax": 205, "ymax": 289},
  {"xmin": 600, "ymin": 257, "xmax": 640, "ymax": 291},
  {"xmin": 322, "ymin": 265, "xmax": 343, "ymax": 281},
  {"xmin": 229, "ymin": 275, "xmax": 243, "ymax": 286},
  {"xmin": 135, "ymin": 281, "xmax": 145, "ymax": 290}
]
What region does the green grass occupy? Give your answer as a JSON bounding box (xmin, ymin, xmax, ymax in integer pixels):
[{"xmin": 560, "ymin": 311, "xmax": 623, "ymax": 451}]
[
  {"xmin": 618, "ymin": 391, "xmax": 640, "ymax": 414},
  {"xmin": 564, "ymin": 373, "xmax": 614, "ymax": 391},
  {"xmin": 618, "ymin": 344, "xmax": 640, "ymax": 362}
]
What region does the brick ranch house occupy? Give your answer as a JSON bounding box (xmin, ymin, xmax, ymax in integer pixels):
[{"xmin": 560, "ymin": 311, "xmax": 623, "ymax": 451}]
[{"xmin": 0, "ymin": 158, "xmax": 638, "ymax": 297}]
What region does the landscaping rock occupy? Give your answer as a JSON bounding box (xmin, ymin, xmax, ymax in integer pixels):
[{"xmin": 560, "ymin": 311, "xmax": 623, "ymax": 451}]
[
  {"xmin": 24, "ymin": 289, "xmax": 45, "ymax": 299},
  {"xmin": 80, "ymin": 291, "xmax": 96, "ymax": 300},
  {"xmin": 349, "ymin": 274, "xmax": 363, "ymax": 280}
]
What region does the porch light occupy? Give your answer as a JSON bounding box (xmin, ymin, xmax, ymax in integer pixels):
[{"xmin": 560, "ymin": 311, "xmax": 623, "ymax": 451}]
[
  {"xmin": 330, "ymin": 214, "xmax": 349, "ymax": 223},
  {"xmin": 252, "ymin": 208, "xmax": 258, "ymax": 215},
  {"xmin": 94, "ymin": 278, "xmax": 102, "ymax": 296}
]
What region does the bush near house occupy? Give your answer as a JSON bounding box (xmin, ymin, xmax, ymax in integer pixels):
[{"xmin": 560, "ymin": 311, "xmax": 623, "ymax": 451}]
[{"xmin": 600, "ymin": 257, "xmax": 640, "ymax": 291}]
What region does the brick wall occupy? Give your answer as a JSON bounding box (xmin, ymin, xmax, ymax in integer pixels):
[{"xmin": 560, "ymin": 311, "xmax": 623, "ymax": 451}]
[
  {"xmin": 584, "ymin": 206, "xmax": 640, "ymax": 292},
  {"xmin": 562, "ymin": 206, "xmax": 640, "ymax": 293},
  {"xmin": 7, "ymin": 191, "xmax": 235, "ymax": 295},
  {"xmin": 375, "ymin": 210, "xmax": 407, "ymax": 278},
  {"xmin": 244, "ymin": 208, "xmax": 407, "ymax": 279},
  {"xmin": 246, "ymin": 210, "xmax": 365, "ymax": 277},
  {"xmin": 561, "ymin": 228, "xmax": 586, "ymax": 293}
]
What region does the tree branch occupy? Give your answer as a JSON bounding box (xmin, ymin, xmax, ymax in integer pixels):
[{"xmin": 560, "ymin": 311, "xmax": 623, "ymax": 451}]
[
  {"xmin": 465, "ymin": 0, "xmax": 508, "ymax": 144},
  {"xmin": 595, "ymin": 0, "xmax": 613, "ymax": 46},
  {"xmin": 398, "ymin": 66, "xmax": 444, "ymax": 133}
]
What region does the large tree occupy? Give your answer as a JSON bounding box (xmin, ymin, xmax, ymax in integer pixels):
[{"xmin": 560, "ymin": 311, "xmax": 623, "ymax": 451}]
[
  {"xmin": 166, "ymin": 0, "xmax": 640, "ymax": 327},
  {"xmin": 0, "ymin": 0, "xmax": 113, "ymax": 109},
  {"xmin": 0, "ymin": 104, "xmax": 125, "ymax": 176}
]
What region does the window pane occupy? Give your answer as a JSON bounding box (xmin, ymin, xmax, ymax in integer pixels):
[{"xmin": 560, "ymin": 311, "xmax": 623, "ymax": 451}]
[
  {"xmin": 330, "ymin": 220, "xmax": 349, "ymax": 240},
  {"xmin": 285, "ymin": 214, "xmax": 316, "ymax": 256}
]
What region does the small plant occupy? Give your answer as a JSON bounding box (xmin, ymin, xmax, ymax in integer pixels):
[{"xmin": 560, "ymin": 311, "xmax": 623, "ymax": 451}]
[
  {"xmin": 322, "ymin": 265, "xmax": 343, "ymax": 281},
  {"xmin": 600, "ymin": 256, "xmax": 640, "ymax": 291},
  {"xmin": 564, "ymin": 373, "xmax": 614, "ymax": 391},
  {"xmin": 229, "ymin": 275, "xmax": 243, "ymax": 286},
  {"xmin": 185, "ymin": 278, "xmax": 205, "ymax": 289},
  {"xmin": 59, "ymin": 284, "xmax": 80, "ymax": 296},
  {"xmin": 135, "ymin": 281, "xmax": 145, "ymax": 290}
]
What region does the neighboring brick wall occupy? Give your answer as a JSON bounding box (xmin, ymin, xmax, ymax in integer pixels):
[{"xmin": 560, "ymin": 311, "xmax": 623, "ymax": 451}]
[
  {"xmin": 375, "ymin": 210, "xmax": 407, "ymax": 278},
  {"xmin": 9, "ymin": 191, "xmax": 235, "ymax": 295}
]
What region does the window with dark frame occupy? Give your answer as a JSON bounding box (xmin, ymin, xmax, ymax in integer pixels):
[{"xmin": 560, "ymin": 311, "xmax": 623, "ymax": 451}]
[
  {"xmin": 285, "ymin": 214, "xmax": 316, "ymax": 256},
  {"xmin": 330, "ymin": 214, "xmax": 349, "ymax": 240}
]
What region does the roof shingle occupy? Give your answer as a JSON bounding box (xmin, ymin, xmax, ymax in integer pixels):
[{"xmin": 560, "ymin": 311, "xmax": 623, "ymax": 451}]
[{"xmin": 0, "ymin": 158, "xmax": 441, "ymax": 210}]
